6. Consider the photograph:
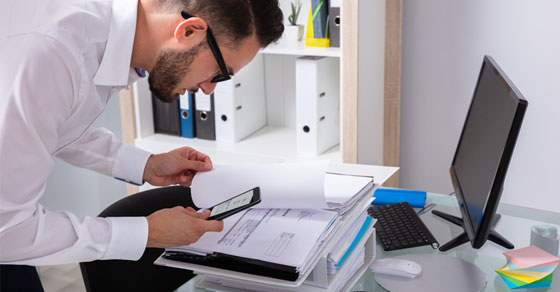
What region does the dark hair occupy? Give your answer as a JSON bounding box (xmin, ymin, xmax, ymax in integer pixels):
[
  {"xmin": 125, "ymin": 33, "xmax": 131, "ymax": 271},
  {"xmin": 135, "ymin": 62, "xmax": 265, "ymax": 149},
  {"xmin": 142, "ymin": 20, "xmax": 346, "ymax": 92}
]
[{"xmin": 160, "ymin": 0, "xmax": 284, "ymax": 49}]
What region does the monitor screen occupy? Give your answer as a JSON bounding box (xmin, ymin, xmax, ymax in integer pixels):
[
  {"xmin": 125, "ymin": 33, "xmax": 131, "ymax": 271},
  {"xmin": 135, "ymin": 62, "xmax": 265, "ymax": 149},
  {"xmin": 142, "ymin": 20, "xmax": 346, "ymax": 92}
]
[{"xmin": 451, "ymin": 56, "xmax": 527, "ymax": 246}]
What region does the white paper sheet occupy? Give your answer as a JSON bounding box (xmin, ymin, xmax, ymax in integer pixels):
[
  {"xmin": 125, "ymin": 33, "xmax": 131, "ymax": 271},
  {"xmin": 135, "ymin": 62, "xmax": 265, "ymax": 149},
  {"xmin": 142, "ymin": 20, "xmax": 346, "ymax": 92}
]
[
  {"xmin": 191, "ymin": 161, "xmax": 329, "ymax": 209},
  {"xmin": 324, "ymin": 173, "xmax": 374, "ymax": 204}
]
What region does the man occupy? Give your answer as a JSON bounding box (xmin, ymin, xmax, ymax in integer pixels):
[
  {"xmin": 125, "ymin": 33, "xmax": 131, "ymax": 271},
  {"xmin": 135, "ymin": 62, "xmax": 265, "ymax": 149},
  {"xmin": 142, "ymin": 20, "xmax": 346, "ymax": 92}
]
[{"xmin": 0, "ymin": 0, "xmax": 283, "ymax": 275}]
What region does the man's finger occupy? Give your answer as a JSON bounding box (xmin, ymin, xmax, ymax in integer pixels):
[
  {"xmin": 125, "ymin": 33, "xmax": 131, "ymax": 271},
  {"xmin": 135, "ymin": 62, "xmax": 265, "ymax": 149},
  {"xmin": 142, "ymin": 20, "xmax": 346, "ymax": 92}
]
[
  {"xmin": 199, "ymin": 209, "xmax": 210, "ymax": 219},
  {"xmin": 181, "ymin": 158, "xmax": 211, "ymax": 172},
  {"xmin": 187, "ymin": 149, "xmax": 212, "ymax": 168},
  {"xmin": 186, "ymin": 209, "xmax": 210, "ymax": 219},
  {"xmin": 196, "ymin": 150, "xmax": 212, "ymax": 164},
  {"xmin": 176, "ymin": 174, "xmax": 193, "ymax": 186},
  {"xmin": 201, "ymin": 219, "xmax": 224, "ymax": 232},
  {"xmin": 203, "ymin": 156, "xmax": 213, "ymax": 170}
]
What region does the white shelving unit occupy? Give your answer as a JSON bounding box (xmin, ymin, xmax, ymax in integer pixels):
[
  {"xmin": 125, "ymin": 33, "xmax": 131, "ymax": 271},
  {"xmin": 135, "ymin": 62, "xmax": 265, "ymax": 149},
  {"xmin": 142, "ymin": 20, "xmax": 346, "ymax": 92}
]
[
  {"xmin": 261, "ymin": 41, "xmax": 341, "ymax": 57},
  {"xmin": 132, "ymin": 50, "xmax": 342, "ymax": 165},
  {"xmin": 134, "ymin": 128, "xmax": 341, "ymax": 164},
  {"xmin": 128, "ymin": 0, "xmax": 395, "ymax": 170}
]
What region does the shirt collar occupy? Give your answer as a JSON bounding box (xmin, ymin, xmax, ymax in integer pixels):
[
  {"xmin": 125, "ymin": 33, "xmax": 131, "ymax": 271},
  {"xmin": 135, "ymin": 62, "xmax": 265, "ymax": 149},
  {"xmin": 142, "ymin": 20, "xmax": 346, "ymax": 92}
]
[{"xmin": 93, "ymin": 0, "xmax": 142, "ymax": 87}]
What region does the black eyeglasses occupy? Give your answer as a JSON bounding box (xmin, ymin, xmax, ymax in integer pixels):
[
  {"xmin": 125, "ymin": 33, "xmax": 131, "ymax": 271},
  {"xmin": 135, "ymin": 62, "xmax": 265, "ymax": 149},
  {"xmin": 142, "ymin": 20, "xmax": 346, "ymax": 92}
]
[{"xmin": 181, "ymin": 11, "xmax": 232, "ymax": 83}]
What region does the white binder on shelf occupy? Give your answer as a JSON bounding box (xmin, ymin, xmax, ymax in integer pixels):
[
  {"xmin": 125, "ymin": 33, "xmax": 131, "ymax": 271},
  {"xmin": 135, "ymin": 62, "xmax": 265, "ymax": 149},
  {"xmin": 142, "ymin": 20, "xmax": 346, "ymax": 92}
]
[
  {"xmin": 214, "ymin": 54, "xmax": 267, "ymax": 143},
  {"xmin": 295, "ymin": 56, "xmax": 340, "ymax": 156}
]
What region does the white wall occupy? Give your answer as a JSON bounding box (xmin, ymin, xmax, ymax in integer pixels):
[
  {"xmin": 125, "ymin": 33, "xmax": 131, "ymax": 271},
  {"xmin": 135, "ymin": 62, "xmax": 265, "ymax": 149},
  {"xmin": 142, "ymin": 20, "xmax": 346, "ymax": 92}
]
[
  {"xmin": 357, "ymin": 0, "xmax": 385, "ymax": 165},
  {"xmin": 40, "ymin": 93, "xmax": 127, "ymax": 217},
  {"xmin": 400, "ymin": 0, "xmax": 560, "ymax": 212}
]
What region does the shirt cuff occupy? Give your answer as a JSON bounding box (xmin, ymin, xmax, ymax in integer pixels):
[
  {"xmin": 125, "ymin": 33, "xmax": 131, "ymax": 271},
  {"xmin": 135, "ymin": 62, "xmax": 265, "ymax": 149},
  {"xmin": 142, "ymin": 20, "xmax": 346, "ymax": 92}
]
[
  {"xmin": 101, "ymin": 217, "xmax": 148, "ymax": 261},
  {"xmin": 112, "ymin": 143, "xmax": 151, "ymax": 185}
]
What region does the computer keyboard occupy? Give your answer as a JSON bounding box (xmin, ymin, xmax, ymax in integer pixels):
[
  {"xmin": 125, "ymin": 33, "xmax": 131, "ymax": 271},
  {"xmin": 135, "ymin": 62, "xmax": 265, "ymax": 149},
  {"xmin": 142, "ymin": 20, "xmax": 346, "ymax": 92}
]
[{"xmin": 368, "ymin": 202, "xmax": 439, "ymax": 251}]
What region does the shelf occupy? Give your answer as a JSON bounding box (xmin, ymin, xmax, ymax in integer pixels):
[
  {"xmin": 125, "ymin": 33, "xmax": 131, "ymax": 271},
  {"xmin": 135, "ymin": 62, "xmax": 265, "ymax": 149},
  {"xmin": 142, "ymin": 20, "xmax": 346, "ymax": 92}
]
[
  {"xmin": 260, "ymin": 41, "xmax": 341, "ymax": 57},
  {"xmin": 135, "ymin": 125, "xmax": 342, "ymax": 164},
  {"xmin": 122, "ymin": 0, "xmax": 400, "ymax": 195}
]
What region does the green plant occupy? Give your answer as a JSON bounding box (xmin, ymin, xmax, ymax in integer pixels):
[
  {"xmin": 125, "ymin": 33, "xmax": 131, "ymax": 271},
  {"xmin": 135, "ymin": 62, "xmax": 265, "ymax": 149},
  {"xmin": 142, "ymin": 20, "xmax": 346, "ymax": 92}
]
[{"xmin": 288, "ymin": 0, "xmax": 302, "ymax": 26}]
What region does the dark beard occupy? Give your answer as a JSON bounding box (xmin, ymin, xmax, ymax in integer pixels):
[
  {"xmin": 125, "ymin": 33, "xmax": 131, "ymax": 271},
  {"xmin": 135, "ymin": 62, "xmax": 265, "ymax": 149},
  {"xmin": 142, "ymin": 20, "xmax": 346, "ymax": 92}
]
[{"xmin": 148, "ymin": 42, "xmax": 205, "ymax": 103}]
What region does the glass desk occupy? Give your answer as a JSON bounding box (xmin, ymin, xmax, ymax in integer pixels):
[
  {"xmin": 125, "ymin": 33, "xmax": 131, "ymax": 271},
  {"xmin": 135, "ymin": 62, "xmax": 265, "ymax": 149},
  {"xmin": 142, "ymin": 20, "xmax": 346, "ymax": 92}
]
[
  {"xmin": 352, "ymin": 194, "xmax": 560, "ymax": 292},
  {"xmin": 178, "ymin": 193, "xmax": 560, "ymax": 292}
]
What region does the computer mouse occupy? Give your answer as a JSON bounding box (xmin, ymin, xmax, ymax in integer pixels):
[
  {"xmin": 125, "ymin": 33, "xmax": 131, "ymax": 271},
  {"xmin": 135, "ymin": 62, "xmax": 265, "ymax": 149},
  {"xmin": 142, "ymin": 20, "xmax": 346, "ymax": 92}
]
[{"xmin": 371, "ymin": 258, "xmax": 422, "ymax": 279}]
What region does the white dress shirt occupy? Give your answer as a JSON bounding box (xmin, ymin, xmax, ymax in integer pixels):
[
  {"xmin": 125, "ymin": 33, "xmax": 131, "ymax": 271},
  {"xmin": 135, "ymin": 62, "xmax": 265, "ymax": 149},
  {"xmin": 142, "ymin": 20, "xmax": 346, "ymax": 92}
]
[{"xmin": 0, "ymin": 0, "xmax": 153, "ymax": 265}]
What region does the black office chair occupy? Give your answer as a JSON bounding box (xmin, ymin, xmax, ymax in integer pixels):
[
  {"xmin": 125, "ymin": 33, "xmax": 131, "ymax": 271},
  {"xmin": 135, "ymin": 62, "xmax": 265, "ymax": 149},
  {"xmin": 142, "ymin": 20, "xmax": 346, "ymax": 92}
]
[
  {"xmin": 0, "ymin": 265, "xmax": 44, "ymax": 292},
  {"xmin": 80, "ymin": 186, "xmax": 197, "ymax": 292}
]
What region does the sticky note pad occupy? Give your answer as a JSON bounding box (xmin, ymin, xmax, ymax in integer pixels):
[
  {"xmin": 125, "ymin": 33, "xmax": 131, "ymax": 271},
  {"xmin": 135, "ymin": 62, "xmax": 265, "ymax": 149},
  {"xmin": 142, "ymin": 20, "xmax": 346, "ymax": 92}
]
[
  {"xmin": 504, "ymin": 246, "xmax": 560, "ymax": 269},
  {"xmin": 372, "ymin": 188, "xmax": 426, "ymax": 208},
  {"xmin": 496, "ymin": 246, "xmax": 559, "ymax": 289}
]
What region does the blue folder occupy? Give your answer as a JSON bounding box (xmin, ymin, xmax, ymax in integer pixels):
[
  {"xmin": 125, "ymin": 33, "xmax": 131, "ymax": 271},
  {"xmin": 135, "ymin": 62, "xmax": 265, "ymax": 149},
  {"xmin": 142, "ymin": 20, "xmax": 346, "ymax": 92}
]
[
  {"xmin": 335, "ymin": 216, "xmax": 373, "ymax": 267},
  {"xmin": 372, "ymin": 188, "xmax": 426, "ymax": 208},
  {"xmin": 179, "ymin": 93, "xmax": 196, "ymax": 138}
]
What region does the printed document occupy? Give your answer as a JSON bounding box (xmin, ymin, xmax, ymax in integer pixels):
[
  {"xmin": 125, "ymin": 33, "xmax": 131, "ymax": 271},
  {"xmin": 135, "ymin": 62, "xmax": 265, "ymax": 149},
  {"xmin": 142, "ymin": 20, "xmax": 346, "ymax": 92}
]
[{"xmin": 168, "ymin": 207, "xmax": 339, "ymax": 269}]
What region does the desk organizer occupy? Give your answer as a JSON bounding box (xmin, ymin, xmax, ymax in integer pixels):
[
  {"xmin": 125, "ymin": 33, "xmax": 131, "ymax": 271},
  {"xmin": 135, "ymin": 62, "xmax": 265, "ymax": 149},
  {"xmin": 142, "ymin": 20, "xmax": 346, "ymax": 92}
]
[
  {"xmin": 155, "ymin": 195, "xmax": 377, "ymax": 292},
  {"xmin": 196, "ymin": 227, "xmax": 376, "ymax": 292}
]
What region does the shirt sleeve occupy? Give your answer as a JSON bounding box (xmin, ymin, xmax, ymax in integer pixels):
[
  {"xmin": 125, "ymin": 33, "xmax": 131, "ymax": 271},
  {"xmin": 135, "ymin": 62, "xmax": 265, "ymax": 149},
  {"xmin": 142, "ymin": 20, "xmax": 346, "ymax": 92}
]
[
  {"xmin": 0, "ymin": 34, "xmax": 148, "ymax": 265},
  {"xmin": 54, "ymin": 127, "xmax": 152, "ymax": 186}
]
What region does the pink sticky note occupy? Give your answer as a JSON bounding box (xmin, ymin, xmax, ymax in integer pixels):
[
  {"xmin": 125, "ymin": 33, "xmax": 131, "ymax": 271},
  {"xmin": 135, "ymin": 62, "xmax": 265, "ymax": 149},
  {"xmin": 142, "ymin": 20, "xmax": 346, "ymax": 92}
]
[{"xmin": 504, "ymin": 246, "xmax": 560, "ymax": 269}]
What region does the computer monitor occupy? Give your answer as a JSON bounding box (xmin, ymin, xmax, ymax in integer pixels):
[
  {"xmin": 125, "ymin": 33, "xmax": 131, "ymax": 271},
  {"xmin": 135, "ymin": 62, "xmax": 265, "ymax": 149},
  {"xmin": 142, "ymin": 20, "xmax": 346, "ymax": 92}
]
[{"xmin": 432, "ymin": 55, "xmax": 528, "ymax": 252}]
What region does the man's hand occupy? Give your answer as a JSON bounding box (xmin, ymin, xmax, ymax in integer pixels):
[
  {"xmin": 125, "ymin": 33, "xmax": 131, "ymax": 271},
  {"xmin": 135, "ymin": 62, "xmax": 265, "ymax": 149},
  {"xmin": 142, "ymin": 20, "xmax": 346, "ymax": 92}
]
[
  {"xmin": 143, "ymin": 147, "xmax": 212, "ymax": 187},
  {"xmin": 146, "ymin": 207, "xmax": 223, "ymax": 248}
]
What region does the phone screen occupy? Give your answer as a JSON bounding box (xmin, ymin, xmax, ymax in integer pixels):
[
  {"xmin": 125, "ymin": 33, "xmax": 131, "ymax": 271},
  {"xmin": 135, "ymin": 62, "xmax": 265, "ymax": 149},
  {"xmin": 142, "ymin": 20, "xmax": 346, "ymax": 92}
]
[{"xmin": 210, "ymin": 189, "xmax": 254, "ymax": 218}]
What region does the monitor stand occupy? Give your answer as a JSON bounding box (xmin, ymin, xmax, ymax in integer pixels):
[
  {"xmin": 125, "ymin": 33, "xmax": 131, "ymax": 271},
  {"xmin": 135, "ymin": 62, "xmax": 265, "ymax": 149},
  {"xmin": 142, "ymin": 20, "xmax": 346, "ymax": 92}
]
[{"xmin": 431, "ymin": 210, "xmax": 514, "ymax": 252}]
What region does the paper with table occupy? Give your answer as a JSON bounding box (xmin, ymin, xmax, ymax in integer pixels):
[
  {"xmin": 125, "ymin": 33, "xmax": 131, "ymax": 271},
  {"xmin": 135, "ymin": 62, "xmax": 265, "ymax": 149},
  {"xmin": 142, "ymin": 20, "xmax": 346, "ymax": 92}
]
[
  {"xmin": 163, "ymin": 196, "xmax": 376, "ymax": 282},
  {"xmin": 167, "ymin": 208, "xmax": 339, "ymax": 276}
]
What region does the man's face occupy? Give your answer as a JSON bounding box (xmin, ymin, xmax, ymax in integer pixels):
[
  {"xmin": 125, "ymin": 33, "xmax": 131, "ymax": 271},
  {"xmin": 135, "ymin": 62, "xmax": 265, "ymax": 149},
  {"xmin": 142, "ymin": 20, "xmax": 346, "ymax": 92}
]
[{"xmin": 148, "ymin": 35, "xmax": 261, "ymax": 103}]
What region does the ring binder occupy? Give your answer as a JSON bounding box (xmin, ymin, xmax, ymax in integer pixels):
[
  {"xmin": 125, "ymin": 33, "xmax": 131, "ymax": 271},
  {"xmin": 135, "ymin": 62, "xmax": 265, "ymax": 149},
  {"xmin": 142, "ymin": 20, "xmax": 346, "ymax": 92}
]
[
  {"xmin": 214, "ymin": 54, "xmax": 266, "ymax": 143},
  {"xmin": 295, "ymin": 56, "xmax": 340, "ymax": 156},
  {"xmin": 151, "ymin": 93, "xmax": 181, "ymax": 136},
  {"xmin": 194, "ymin": 92, "xmax": 216, "ymax": 140},
  {"xmin": 179, "ymin": 93, "xmax": 196, "ymax": 138}
]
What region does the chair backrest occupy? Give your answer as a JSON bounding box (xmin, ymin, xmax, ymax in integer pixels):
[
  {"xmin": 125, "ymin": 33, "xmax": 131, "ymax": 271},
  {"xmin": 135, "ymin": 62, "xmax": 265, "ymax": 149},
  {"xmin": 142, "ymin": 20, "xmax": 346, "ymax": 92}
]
[
  {"xmin": 79, "ymin": 186, "xmax": 196, "ymax": 292},
  {"xmin": 0, "ymin": 265, "xmax": 44, "ymax": 292}
]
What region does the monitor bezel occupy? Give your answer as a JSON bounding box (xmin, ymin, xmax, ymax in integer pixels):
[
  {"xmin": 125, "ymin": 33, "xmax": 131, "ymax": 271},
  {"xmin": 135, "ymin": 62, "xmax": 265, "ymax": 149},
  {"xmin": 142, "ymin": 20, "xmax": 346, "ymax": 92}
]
[{"xmin": 450, "ymin": 55, "xmax": 528, "ymax": 249}]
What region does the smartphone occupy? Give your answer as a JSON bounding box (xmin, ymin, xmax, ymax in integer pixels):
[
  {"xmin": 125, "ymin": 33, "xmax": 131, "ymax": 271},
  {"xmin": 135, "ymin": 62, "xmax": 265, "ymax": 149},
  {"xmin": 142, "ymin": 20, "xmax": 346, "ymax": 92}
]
[{"xmin": 205, "ymin": 187, "xmax": 261, "ymax": 221}]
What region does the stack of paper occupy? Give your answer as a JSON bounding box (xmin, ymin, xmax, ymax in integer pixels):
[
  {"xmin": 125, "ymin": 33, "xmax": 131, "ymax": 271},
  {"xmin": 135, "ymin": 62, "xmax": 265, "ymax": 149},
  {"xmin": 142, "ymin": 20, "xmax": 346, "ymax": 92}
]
[
  {"xmin": 327, "ymin": 212, "xmax": 372, "ymax": 275},
  {"xmin": 496, "ymin": 246, "xmax": 560, "ymax": 289},
  {"xmin": 161, "ymin": 161, "xmax": 381, "ymax": 284},
  {"xmin": 324, "ymin": 173, "xmax": 374, "ymax": 214}
]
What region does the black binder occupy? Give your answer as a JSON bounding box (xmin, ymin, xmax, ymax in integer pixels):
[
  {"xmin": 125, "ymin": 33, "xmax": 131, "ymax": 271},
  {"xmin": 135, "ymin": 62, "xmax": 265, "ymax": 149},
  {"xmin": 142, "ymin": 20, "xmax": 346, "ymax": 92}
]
[
  {"xmin": 194, "ymin": 92, "xmax": 216, "ymax": 140},
  {"xmin": 328, "ymin": 6, "xmax": 340, "ymax": 47},
  {"xmin": 162, "ymin": 251, "xmax": 299, "ymax": 281},
  {"xmin": 151, "ymin": 93, "xmax": 181, "ymax": 136}
]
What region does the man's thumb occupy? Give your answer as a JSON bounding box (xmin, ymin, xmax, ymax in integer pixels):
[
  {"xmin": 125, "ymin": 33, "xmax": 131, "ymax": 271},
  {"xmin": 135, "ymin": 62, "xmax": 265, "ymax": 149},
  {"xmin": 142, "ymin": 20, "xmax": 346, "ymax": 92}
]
[{"xmin": 182, "ymin": 158, "xmax": 211, "ymax": 171}]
